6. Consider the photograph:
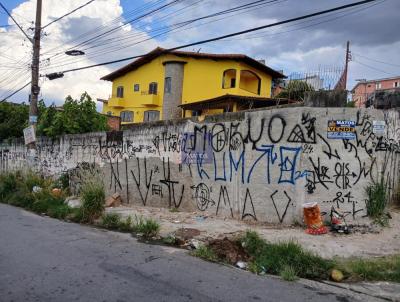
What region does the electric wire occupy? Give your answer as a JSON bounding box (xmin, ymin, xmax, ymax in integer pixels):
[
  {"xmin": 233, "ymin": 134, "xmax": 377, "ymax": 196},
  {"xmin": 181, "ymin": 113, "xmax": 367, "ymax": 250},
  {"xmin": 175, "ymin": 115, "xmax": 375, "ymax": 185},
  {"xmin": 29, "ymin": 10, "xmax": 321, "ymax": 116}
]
[
  {"xmin": 43, "ymin": 0, "xmax": 381, "ymax": 77},
  {"xmin": 42, "ymin": 0, "xmax": 285, "ymax": 69},
  {"xmin": 0, "ymin": 1, "xmax": 32, "ymax": 42},
  {"xmin": 42, "ymin": 0, "xmax": 97, "ymax": 29}
]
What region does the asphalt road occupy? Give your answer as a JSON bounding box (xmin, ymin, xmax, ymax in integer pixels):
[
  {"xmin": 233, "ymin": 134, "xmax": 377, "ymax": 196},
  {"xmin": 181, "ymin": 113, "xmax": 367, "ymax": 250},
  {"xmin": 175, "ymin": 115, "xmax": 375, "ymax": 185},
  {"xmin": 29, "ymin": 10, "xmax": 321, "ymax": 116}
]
[{"xmin": 0, "ymin": 204, "xmax": 349, "ymax": 302}]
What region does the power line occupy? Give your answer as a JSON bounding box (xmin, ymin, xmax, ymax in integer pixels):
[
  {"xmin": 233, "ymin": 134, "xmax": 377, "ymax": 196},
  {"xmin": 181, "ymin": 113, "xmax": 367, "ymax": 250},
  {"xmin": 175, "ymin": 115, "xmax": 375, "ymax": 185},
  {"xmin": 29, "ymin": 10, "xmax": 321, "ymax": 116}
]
[
  {"xmin": 58, "ymin": 0, "xmax": 183, "ymax": 55},
  {"xmin": 42, "ymin": 0, "xmax": 97, "ymax": 29},
  {"xmin": 40, "ymin": 0, "xmax": 167, "ymax": 57},
  {"xmin": 44, "ymin": 0, "xmax": 380, "ymax": 78},
  {"xmin": 352, "ymin": 60, "xmax": 395, "ymax": 76},
  {"xmin": 43, "ymin": 0, "xmax": 285, "ymax": 69},
  {"xmin": 220, "ymin": 0, "xmax": 385, "ymax": 41},
  {"xmin": 0, "ymin": 1, "xmax": 32, "ymax": 43},
  {"xmin": 353, "ymin": 52, "xmax": 400, "ymax": 68},
  {"xmin": 0, "ymin": 81, "xmax": 31, "ymax": 102}
]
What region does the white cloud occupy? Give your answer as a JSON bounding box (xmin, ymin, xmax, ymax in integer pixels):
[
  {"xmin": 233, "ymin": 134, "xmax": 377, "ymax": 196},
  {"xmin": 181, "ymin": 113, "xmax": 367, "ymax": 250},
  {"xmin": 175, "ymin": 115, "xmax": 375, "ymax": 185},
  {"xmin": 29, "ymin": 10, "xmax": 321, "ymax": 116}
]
[
  {"xmin": 1, "ymin": 0, "xmax": 399, "ymax": 106},
  {"xmin": 0, "ymin": 0, "xmax": 156, "ymax": 107}
]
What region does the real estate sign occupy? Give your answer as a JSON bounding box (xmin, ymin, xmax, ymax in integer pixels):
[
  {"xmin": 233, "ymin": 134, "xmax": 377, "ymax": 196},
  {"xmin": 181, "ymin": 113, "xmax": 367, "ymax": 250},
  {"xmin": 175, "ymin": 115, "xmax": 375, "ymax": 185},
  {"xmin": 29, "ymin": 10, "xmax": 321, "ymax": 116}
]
[{"xmin": 327, "ymin": 120, "xmax": 356, "ymax": 139}]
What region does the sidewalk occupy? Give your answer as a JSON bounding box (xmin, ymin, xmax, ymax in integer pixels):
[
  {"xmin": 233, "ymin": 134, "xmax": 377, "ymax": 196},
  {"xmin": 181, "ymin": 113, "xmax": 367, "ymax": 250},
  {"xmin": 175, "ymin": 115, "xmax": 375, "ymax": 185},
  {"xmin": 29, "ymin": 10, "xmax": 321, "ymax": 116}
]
[{"xmin": 106, "ymin": 205, "xmax": 400, "ymax": 259}]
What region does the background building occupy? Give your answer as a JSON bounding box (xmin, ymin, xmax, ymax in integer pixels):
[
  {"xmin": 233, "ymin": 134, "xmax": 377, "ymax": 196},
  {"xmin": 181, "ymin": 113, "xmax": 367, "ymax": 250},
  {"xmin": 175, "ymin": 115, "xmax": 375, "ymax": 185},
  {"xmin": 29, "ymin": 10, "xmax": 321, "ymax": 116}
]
[{"xmin": 351, "ymin": 76, "xmax": 400, "ymax": 107}]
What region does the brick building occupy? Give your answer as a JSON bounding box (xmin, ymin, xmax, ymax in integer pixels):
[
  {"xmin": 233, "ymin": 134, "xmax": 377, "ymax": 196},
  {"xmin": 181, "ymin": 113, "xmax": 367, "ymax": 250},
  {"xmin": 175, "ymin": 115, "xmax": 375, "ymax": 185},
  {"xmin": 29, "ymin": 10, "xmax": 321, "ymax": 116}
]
[{"xmin": 351, "ymin": 76, "xmax": 400, "ymax": 107}]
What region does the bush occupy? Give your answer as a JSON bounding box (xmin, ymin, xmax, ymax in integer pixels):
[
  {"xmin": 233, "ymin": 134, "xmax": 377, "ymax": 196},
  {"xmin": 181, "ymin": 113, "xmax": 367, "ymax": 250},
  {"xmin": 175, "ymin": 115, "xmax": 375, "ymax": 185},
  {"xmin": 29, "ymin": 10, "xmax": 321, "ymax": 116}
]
[
  {"xmin": 80, "ymin": 179, "xmax": 105, "ymax": 223},
  {"xmin": 366, "ymin": 180, "xmax": 387, "ymax": 218},
  {"xmin": 0, "ymin": 172, "xmax": 18, "ymax": 202},
  {"xmin": 241, "ymin": 231, "xmax": 334, "ymax": 279},
  {"xmin": 133, "ymin": 215, "xmax": 160, "ymax": 239},
  {"xmin": 30, "ymin": 189, "xmax": 67, "ymax": 217}
]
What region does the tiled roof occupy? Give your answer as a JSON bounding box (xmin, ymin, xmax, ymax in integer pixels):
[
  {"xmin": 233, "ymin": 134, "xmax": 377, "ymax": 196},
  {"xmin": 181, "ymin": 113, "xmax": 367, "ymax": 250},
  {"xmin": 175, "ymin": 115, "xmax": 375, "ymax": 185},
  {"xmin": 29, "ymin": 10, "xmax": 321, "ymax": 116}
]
[{"xmin": 101, "ymin": 47, "xmax": 286, "ymax": 81}]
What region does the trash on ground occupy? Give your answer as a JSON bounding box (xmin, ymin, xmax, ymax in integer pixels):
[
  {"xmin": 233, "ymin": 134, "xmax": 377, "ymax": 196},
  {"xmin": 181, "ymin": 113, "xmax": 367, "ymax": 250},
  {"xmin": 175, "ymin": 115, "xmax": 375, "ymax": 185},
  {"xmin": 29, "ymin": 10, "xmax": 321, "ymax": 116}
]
[
  {"xmin": 236, "ymin": 261, "xmax": 247, "ymax": 269},
  {"xmin": 51, "ymin": 188, "xmax": 62, "ymax": 197},
  {"xmin": 32, "ymin": 186, "xmax": 42, "ymax": 193},
  {"xmin": 303, "ymin": 202, "xmax": 328, "ymax": 235},
  {"xmin": 330, "ymin": 269, "xmax": 344, "ymax": 282},
  {"xmin": 330, "ymin": 207, "xmax": 351, "ymax": 234},
  {"xmin": 195, "ymin": 215, "xmax": 207, "ymax": 222}
]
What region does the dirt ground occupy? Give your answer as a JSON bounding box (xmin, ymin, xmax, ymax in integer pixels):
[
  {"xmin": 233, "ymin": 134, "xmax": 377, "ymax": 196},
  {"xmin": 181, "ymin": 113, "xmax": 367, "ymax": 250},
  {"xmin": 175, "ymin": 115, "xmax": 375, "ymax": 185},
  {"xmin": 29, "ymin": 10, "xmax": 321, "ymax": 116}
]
[{"xmin": 106, "ymin": 205, "xmax": 400, "ymax": 259}]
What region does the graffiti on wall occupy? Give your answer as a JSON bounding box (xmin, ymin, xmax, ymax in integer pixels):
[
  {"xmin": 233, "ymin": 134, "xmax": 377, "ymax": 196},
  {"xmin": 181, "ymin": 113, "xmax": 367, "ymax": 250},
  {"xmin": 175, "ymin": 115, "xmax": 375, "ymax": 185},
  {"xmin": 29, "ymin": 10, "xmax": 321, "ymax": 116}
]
[{"xmin": 1, "ymin": 108, "xmax": 399, "ymax": 224}]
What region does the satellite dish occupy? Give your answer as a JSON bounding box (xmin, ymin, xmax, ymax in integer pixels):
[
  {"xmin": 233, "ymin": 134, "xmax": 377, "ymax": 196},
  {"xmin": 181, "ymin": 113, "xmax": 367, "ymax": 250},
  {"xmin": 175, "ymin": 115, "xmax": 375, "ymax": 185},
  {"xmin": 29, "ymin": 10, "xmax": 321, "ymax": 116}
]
[{"xmin": 65, "ymin": 50, "xmax": 85, "ymax": 56}]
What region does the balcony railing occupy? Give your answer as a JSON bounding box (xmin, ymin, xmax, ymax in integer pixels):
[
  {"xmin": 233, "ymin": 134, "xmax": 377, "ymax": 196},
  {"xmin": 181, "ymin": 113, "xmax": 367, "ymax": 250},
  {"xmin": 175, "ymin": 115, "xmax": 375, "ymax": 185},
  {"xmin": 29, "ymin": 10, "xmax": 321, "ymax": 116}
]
[
  {"xmin": 108, "ymin": 96, "xmax": 125, "ymax": 108},
  {"xmin": 140, "ymin": 91, "xmax": 160, "ymax": 106}
]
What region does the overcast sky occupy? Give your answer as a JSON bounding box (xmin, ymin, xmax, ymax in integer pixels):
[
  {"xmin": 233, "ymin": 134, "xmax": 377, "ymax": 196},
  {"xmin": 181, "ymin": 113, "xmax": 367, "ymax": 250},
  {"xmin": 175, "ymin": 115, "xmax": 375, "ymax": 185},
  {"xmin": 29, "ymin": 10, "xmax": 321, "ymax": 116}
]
[{"xmin": 0, "ymin": 0, "xmax": 399, "ymax": 109}]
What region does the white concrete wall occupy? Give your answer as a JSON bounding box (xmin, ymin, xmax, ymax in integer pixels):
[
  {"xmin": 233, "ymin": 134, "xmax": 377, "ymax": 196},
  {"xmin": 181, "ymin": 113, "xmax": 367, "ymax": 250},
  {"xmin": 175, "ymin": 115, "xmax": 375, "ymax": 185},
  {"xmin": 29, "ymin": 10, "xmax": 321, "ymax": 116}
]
[{"xmin": 1, "ymin": 107, "xmax": 399, "ymax": 224}]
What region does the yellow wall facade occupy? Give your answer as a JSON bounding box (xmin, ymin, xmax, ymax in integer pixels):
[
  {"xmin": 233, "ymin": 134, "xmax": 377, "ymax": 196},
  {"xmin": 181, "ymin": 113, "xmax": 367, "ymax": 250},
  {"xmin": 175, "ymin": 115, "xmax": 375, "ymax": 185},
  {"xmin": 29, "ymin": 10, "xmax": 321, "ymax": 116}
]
[{"xmin": 102, "ymin": 54, "xmax": 273, "ymax": 123}]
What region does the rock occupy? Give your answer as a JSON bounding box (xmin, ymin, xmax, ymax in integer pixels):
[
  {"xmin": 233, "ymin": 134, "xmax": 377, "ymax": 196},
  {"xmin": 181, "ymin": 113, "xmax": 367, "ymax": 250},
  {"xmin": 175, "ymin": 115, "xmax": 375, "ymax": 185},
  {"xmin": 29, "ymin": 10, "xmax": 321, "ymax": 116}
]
[
  {"xmin": 105, "ymin": 193, "xmax": 122, "ymax": 207},
  {"xmin": 331, "ymin": 269, "xmax": 344, "ymax": 282},
  {"xmin": 65, "ymin": 197, "xmax": 82, "ymax": 209},
  {"xmin": 236, "ymin": 261, "xmax": 247, "ymax": 269}
]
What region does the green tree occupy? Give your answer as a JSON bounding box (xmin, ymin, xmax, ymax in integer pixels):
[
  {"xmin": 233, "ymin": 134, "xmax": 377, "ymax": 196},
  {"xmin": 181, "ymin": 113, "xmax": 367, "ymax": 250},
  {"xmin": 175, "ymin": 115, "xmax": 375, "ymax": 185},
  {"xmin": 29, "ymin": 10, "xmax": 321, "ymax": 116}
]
[
  {"xmin": 276, "ymin": 80, "xmax": 315, "ymax": 101},
  {"xmin": 37, "ymin": 92, "xmax": 108, "ymax": 138},
  {"xmin": 0, "ymin": 102, "xmax": 29, "ymax": 142}
]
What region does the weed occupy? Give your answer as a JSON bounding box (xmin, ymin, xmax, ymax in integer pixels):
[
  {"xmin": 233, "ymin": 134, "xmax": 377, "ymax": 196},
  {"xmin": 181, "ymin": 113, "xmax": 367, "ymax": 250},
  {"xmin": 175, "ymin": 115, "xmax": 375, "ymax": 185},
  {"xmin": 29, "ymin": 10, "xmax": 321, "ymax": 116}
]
[
  {"xmin": 338, "ymin": 255, "xmax": 400, "ymax": 282},
  {"xmin": 118, "ymin": 216, "xmax": 134, "ymax": 232},
  {"xmin": 80, "ymin": 178, "xmax": 105, "ymax": 223},
  {"xmin": 279, "ymin": 265, "xmax": 298, "ymax": 281},
  {"xmin": 169, "ymin": 207, "xmax": 179, "ymax": 213},
  {"xmin": 68, "ymin": 207, "xmax": 85, "ymax": 223},
  {"xmin": 30, "ymin": 189, "xmax": 67, "ymax": 218},
  {"xmin": 192, "ymin": 245, "xmax": 218, "ymax": 262},
  {"xmin": 162, "ymin": 235, "xmax": 178, "ymax": 245},
  {"xmin": 0, "ymin": 172, "xmax": 18, "ymax": 202},
  {"xmin": 23, "ymin": 171, "xmax": 45, "ymax": 192},
  {"xmin": 47, "ymin": 204, "xmax": 71, "ymax": 219},
  {"xmin": 366, "ymin": 180, "xmax": 387, "ymax": 218},
  {"xmin": 133, "ymin": 215, "xmax": 160, "ymax": 239},
  {"xmin": 247, "ymin": 261, "xmax": 262, "ymax": 274},
  {"xmin": 57, "ymin": 172, "xmax": 70, "ymax": 190},
  {"xmin": 241, "ymin": 231, "xmax": 334, "ymax": 280},
  {"xmin": 100, "ymin": 213, "xmax": 121, "ymax": 230}
]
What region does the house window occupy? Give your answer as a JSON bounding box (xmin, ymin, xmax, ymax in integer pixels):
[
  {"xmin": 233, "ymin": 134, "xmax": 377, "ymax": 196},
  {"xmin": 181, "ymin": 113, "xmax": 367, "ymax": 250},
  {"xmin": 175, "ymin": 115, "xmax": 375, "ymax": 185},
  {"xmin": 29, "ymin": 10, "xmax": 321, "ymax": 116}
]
[
  {"xmin": 164, "ymin": 77, "xmax": 172, "ymax": 93},
  {"xmin": 120, "ymin": 111, "xmax": 133, "ymax": 123},
  {"xmin": 116, "ymin": 86, "xmax": 124, "ymax": 98},
  {"xmin": 222, "ymin": 69, "xmax": 236, "ymax": 88},
  {"xmin": 107, "ymin": 111, "xmax": 112, "ymax": 116},
  {"xmin": 149, "ymin": 82, "xmax": 158, "ymax": 95},
  {"xmin": 375, "ymin": 82, "xmax": 382, "ymax": 89},
  {"xmin": 191, "ymin": 110, "xmax": 202, "ymax": 116},
  {"xmin": 239, "ymin": 70, "xmax": 261, "ymax": 95},
  {"xmin": 394, "ymin": 82, "xmax": 399, "ymax": 88},
  {"xmin": 144, "ymin": 110, "xmax": 160, "ymax": 122},
  {"xmin": 134, "ymin": 84, "xmax": 140, "ymax": 92}
]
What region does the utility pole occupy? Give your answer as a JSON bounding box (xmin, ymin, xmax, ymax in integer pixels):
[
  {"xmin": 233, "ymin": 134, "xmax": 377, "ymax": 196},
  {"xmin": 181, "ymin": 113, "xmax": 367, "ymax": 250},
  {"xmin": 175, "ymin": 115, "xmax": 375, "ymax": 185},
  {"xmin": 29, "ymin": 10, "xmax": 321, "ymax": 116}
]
[
  {"xmin": 343, "ymin": 40, "xmax": 350, "ymax": 90},
  {"xmin": 29, "ymin": 0, "xmax": 42, "ymax": 133}
]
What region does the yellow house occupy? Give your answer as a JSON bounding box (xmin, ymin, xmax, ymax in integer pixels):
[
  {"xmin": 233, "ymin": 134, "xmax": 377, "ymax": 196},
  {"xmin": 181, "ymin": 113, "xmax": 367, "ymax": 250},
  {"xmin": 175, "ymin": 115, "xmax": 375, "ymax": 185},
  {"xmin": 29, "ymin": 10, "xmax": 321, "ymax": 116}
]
[{"xmin": 100, "ymin": 47, "xmax": 285, "ymax": 123}]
